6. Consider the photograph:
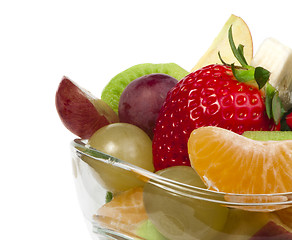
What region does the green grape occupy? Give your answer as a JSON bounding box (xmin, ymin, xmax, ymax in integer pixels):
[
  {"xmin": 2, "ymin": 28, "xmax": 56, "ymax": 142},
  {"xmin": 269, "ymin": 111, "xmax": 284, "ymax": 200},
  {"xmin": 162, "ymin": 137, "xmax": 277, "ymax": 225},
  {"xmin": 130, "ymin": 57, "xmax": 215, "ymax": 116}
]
[
  {"xmin": 83, "ymin": 123, "xmax": 154, "ymax": 193},
  {"xmin": 143, "ymin": 166, "xmax": 229, "ymax": 240}
]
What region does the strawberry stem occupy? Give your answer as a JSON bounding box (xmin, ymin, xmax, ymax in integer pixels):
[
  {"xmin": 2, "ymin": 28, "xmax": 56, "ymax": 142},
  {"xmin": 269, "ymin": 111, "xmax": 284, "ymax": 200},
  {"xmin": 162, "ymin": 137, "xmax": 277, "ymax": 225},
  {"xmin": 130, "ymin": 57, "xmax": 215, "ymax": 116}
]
[
  {"xmin": 228, "ymin": 27, "xmax": 248, "ymax": 67},
  {"xmin": 221, "ymin": 25, "xmax": 270, "ymax": 90},
  {"xmin": 265, "ymin": 83, "xmax": 286, "ymax": 124},
  {"xmin": 219, "ymin": 26, "xmax": 286, "ymax": 124},
  {"xmin": 265, "ymin": 83, "xmax": 275, "ymax": 119},
  {"xmin": 230, "ymin": 64, "xmax": 255, "ymax": 83},
  {"xmin": 254, "ymin": 67, "xmax": 270, "ymax": 89}
]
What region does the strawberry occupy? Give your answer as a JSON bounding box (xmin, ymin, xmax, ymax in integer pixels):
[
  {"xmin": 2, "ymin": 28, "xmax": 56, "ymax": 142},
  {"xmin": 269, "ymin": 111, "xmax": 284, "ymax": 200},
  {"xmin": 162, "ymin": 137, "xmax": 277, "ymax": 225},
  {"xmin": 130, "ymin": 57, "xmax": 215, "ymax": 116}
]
[
  {"xmin": 152, "ymin": 64, "xmax": 279, "ymax": 170},
  {"xmin": 152, "ymin": 26, "xmax": 283, "ymax": 171},
  {"xmin": 286, "ymin": 112, "xmax": 292, "ymax": 130}
]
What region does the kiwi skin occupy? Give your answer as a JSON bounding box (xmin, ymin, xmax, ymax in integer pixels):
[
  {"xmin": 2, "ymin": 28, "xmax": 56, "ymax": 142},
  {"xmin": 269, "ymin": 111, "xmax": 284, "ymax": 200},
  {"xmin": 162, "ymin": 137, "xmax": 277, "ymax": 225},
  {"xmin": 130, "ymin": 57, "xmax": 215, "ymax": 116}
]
[
  {"xmin": 101, "ymin": 63, "xmax": 189, "ymax": 113},
  {"xmin": 242, "ymin": 131, "xmax": 292, "ymax": 141}
]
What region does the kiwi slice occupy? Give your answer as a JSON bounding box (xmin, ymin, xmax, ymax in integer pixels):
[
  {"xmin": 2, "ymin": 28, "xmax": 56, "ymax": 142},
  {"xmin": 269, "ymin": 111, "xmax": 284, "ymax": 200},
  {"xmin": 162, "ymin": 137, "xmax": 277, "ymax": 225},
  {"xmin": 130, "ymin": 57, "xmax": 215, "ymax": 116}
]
[
  {"xmin": 242, "ymin": 131, "xmax": 292, "ymax": 141},
  {"xmin": 101, "ymin": 63, "xmax": 189, "ymax": 113}
]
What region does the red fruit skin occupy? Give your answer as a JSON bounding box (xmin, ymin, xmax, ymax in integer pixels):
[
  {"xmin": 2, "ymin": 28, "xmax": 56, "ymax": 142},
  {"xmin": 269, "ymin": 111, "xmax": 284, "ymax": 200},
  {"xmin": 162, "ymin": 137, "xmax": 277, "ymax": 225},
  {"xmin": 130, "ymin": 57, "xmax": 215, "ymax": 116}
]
[
  {"xmin": 55, "ymin": 76, "xmax": 118, "ymax": 139},
  {"xmin": 153, "ymin": 64, "xmax": 278, "ymax": 171},
  {"xmin": 286, "ymin": 112, "xmax": 292, "ymax": 130},
  {"xmin": 250, "ymin": 221, "xmax": 292, "ymax": 239}
]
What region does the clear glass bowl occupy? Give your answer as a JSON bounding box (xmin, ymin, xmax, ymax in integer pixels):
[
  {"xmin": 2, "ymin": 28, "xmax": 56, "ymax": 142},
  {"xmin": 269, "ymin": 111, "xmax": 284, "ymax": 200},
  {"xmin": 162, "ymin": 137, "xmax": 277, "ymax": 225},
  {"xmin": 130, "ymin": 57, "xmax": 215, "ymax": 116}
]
[{"xmin": 71, "ymin": 139, "xmax": 292, "ymax": 240}]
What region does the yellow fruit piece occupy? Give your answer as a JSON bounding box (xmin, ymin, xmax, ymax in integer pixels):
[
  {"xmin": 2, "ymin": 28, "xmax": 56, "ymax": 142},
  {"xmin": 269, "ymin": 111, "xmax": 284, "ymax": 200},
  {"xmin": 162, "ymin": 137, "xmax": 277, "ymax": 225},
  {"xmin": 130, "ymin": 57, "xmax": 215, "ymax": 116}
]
[
  {"xmin": 276, "ymin": 207, "xmax": 292, "ymax": 229},
  {"xmin": 188, "ymin": 126, "xmax": 292, "ymax": 195},
  {"xmin": 95, "ymin": 187, "xmax": 147, "ymax": 235},
  {"xmin": 191, "ymin": 14, "xmax": 253, "ymax": 72}
]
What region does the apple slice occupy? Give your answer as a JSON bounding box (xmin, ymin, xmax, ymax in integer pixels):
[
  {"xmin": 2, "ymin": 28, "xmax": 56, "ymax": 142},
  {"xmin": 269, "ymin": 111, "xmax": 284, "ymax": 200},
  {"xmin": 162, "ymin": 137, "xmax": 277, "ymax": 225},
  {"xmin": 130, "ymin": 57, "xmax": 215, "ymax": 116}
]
[
  {"xmin": 55, "ymin": 76, "xmax": 119, "ymax": 139},
  {"xmin": 250, "ymin": 221, "xmax": 292, "ymax": 239},
  {"xmin": 191, "ymin": 14, "xmax": 253, "ymax": 72}
]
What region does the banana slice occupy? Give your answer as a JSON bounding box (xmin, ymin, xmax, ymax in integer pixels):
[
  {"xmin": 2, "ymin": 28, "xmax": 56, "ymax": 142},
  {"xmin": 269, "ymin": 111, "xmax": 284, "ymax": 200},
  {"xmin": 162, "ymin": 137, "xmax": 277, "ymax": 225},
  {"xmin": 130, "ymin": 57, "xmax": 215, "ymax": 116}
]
[{"xmin": 251, "ymin": 38, "xmax": 292, "ymax": 110}]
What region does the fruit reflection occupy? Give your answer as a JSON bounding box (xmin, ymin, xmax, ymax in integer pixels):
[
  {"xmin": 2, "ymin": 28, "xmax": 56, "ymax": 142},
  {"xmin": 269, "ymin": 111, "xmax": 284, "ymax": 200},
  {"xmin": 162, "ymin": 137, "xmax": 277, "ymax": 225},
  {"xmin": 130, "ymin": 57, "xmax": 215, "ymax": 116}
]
[{"xmin": 143, "ymin": 166, "xmax": 229, "ymax": 240}]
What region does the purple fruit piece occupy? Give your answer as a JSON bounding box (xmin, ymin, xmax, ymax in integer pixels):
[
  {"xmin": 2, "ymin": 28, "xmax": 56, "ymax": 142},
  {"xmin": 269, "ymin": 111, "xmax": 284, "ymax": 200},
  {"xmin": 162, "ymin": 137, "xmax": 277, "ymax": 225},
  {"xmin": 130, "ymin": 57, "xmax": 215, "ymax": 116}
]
[
  {"xmin": 56, "ymin": 76, "xmax": 119, "ymax": 138},
  {"xmin": 118, "ymin": 73, "xmax": 177, "ymax": 138},
  {"xmin": 250, "ymin": 221, "xmax": 292, "ymax": 240}
]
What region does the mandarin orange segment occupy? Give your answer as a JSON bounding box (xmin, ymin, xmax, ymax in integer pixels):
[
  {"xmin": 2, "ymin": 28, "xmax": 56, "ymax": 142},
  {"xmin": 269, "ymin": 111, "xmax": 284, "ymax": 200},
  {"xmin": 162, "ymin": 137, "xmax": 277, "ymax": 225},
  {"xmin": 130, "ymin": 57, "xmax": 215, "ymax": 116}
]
[
  {"xmin": 188, "ymin": 126, "xmax": 292, "ymax": 194},
  {"xmin": 95, "ymin": 187, "xmax": 147, "ymax": 234}
]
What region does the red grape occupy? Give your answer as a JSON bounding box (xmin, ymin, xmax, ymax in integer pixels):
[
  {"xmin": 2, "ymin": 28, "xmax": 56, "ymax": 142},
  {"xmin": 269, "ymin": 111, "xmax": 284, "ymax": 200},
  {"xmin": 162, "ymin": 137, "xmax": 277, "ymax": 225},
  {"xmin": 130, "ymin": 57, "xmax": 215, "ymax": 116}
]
[{"xmin": 118, "ymin": 73, "xmax": 178, "ymax": 138}]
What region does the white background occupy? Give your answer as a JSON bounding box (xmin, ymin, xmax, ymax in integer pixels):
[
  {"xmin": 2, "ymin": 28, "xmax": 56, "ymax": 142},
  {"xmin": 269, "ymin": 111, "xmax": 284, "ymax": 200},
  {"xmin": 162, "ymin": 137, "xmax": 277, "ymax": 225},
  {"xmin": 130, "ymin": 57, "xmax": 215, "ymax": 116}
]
[{"xmin": 1, "ymin": 0, "xmax": 291, "ymax": 239}]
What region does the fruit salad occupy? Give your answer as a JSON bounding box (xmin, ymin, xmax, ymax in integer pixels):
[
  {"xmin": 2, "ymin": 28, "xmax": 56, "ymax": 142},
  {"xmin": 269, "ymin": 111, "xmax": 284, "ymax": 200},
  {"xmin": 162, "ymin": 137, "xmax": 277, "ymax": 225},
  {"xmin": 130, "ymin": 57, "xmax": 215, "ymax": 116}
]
[{"xmin": 56, "ymin": 14, "xmax": 292, "ymax": 240}]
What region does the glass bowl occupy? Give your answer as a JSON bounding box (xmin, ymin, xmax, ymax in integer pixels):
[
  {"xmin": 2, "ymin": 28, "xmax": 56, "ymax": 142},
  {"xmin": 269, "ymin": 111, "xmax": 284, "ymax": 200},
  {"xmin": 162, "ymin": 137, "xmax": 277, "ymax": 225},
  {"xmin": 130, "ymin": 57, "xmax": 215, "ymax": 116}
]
[{"xmin": 71, "ymin": 139, "xmax": 292, "ymax": 240}]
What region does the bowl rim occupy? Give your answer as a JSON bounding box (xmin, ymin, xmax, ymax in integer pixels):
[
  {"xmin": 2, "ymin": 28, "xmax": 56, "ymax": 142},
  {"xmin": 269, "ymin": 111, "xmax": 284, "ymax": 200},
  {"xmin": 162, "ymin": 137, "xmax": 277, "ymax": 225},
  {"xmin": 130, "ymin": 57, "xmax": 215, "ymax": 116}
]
[{"xmin": 71, "ymin": 138, "xmax": 292, "ymax": 208}]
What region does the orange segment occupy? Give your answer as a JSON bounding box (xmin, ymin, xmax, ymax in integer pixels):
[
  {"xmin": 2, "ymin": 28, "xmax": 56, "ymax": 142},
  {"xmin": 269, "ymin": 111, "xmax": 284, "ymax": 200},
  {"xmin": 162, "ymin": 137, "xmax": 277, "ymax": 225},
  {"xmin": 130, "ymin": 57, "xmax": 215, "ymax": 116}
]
[
  {"xmin": 188, "ymin": 126, "xmax": 292, "ymax": 195},
  {"xmin": 95, "ymin": 187, "xmax": 147, "ymax": 235}
]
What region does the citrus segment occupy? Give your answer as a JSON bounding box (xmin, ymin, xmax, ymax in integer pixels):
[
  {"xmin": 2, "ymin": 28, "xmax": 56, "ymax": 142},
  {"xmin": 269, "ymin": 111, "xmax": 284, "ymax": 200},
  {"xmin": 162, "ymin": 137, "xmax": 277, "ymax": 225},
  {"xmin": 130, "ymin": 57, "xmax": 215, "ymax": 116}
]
[
  {"xmin": 95, "ymin": 187, "xmax": 147, "ymax": 234},
  {"xmin": 188, "ymin": 126, "xmax": 292, "ymax": 194}
]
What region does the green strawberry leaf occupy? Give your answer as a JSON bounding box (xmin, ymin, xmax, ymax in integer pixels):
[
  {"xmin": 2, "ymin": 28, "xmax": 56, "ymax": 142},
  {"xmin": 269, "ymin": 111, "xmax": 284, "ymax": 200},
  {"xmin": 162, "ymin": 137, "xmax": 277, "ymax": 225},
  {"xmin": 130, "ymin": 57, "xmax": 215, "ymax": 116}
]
[
  {"xmin": 230, "ymin": 64, "xmax": 254, "ymax": 82},
  {"xmin": 265, "ymin": 83, "xmax": 276, "ymax": 119},
  {"xmin": 227, "ymin": 26, "xmax": 270, "ymax": 90},
  {"xmin": 272, "ymin": 91, "xmax": 286, "ymax": 125},
  {"xmin": 237, "ymin": 44, "xmax": 248, "ymax": 66},
  {"xmin": 218, "ymin": 51, "xmax": 228, "ymax": 65},
  {"xmin": 223, "ymin": 25, "xmax": 286, "ymax": 124},
  {"xmin": 228, "ymin": 26, "xmax": 248, "ymax": 67},
  {"xmin": 265, "ymin": 83, "xmax": 286, "ymax": 124},
  {"xmin": 254, "ymin": 67, "xmax": 270, "ymax": 89}
]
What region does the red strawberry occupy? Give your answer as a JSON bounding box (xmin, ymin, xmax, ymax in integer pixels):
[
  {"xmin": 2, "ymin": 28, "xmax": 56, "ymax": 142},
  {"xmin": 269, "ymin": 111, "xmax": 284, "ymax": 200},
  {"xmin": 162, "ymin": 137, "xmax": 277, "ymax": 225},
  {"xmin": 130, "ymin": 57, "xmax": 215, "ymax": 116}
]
[
  {"xmin": 286, "ymin": 112, "xmax": 292, "ymax": 129},
  {"xmin": 152, "ymin": 64, "xmax": 279, "ymax": 171}
]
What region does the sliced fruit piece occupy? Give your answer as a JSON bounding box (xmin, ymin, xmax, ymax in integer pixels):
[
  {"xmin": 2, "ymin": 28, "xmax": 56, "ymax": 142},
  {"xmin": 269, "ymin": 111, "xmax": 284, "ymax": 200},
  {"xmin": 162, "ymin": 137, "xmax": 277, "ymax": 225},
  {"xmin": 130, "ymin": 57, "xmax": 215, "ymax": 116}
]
[
  {"xmin": 188, "ymin": 126, "xmax": 292, "ymax": 194},
  {"xmin": 143, "ymin": 166, "xmax": 229, "ymax": 240},
  {"xmin": 191, "ymin": 14, "xmax": 253, "ymax": 72},
  {"xmin": 84, "ymin": 123, "xmax": 154, "ymax": 192},
  {"xmin": 101, "ymin": 63, "xmax": 189, "ymax": 113},
  {"xmin": 55, "ymin": 76, "xmax": 119, "ymax": 139},
  {"xmin": 119, "ymin": 73, "xmax": 178, "ymax": 139},
  {"xmin": 250, "ymin": 221, "xmax": 292, "ymax": 239},
  {"xmin": 95, "ymin": 187, "xmax": 147, "ymax": 236},
  {"xmin": 242, "ymin": 131, "xmax": 292, "ymax": 141},
  {"xmin": 251, "ymin": 38, "xmax": 292, "ymax": 111}
]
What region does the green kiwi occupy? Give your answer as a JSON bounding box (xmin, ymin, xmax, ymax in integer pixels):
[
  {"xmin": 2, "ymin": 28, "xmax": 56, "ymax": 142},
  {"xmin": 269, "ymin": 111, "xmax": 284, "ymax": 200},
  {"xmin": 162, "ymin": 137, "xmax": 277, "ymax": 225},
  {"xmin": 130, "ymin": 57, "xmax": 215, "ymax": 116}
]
[
  {"xmin": 101, "ymin": 63, "xmax": 189, "ymax": 113},
  {"xmin": 242, "ymin": 131, "xmax": 292, "ymax": 141}
]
